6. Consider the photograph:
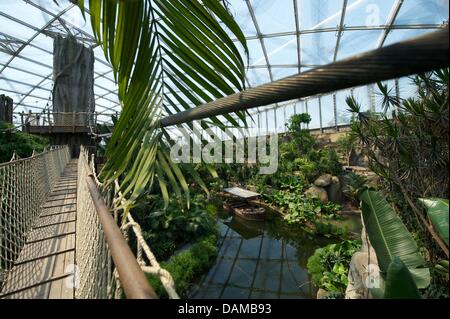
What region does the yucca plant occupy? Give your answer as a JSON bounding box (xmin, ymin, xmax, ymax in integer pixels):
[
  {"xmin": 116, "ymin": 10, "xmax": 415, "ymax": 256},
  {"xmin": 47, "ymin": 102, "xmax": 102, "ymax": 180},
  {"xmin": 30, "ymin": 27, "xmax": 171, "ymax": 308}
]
[
  {"xmin": 77, "ymin": 0, "xmax": 249, "ymax": 212},
  {"xmin": 347, "ymin": 69, "xmax": 449, "ymax": 259}
]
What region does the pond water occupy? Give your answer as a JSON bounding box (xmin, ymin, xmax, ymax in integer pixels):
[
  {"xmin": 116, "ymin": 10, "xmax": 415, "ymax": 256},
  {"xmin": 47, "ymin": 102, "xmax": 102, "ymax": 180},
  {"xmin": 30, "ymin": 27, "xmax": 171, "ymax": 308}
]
[{"xmin": 189, "ymin": 209, "xmax": 357, "ymax": 299}]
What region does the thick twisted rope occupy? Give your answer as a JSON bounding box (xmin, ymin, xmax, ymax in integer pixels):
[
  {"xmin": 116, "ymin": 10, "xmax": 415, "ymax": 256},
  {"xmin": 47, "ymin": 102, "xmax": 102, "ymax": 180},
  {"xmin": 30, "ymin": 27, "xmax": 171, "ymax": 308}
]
[{"xmin": 89, "ymin": 156, "xmax": 179, "ymax": 298}]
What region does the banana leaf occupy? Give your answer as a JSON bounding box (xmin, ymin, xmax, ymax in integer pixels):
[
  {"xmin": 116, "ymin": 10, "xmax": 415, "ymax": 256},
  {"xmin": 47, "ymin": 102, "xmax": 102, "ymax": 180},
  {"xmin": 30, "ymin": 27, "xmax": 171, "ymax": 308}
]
[
  {"xmin": 419, "ymin": 198, "xmax": 449, "ymax": 246},
  {"xmin": 384, "ymin": 257, "xmax": 421, "ymax": 299},
  {"xmin": 359, "ymin": 190, "xmax": 430, "ymax": 288}
]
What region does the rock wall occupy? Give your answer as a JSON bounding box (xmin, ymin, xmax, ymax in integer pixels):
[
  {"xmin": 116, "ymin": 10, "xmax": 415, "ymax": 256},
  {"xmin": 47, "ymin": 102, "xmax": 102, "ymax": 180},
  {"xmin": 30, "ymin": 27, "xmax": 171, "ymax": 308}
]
[
  {"xmin": 52, "ymin": 35, "xmax": 94, "ymax": 126},
  {"xmin": 0, "ymin": 94, "xmax": 13, "ymax": 124}
]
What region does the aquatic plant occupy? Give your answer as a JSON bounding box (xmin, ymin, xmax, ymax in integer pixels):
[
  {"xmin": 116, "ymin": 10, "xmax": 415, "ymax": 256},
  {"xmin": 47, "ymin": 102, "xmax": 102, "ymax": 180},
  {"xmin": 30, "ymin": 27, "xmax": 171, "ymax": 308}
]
[{"xmin": 307, "ymin": 240, "xmax": 361, "ymax": 293}]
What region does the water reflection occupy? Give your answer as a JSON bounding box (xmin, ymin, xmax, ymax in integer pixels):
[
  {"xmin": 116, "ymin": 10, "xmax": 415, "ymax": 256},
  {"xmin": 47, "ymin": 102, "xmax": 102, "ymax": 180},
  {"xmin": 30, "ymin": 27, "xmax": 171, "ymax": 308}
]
[{"xmin": 190, "ymin": 210, "xmax": 338, "ymax": 299}]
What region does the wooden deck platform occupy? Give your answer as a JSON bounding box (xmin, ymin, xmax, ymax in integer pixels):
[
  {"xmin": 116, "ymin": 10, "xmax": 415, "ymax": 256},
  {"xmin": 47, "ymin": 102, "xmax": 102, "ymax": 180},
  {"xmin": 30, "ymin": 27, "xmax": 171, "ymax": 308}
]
[{"xmin": 0, "ymin": 159, "xmax": 78, "ymax": 299}]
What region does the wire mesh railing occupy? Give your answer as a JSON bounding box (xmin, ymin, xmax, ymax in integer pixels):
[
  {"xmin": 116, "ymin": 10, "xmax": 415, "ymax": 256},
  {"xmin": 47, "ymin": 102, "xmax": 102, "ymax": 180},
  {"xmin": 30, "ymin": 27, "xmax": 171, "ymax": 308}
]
[
  {"xmin": 76, "ymin": 146, "xmax": 160, "ymax": 299},
  {"xmin": 76, "ymin": 147, "xmax": 118, "ymax": 299},
  {"xmin": 19, "ymin": 111, "xmax": 92, "ymax": 127},
  {"xmin": 0, "ymin": 146, "xmax": 70, "ymax": 291}
]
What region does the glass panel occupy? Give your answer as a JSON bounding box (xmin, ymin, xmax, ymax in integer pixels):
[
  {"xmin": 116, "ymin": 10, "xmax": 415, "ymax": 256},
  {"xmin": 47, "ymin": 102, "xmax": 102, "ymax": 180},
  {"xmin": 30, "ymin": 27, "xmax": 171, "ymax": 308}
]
[
  {"xmin": 307, "ymin": 97, "xmax": 320, "ymax": 129},
  {"xmin": 320, "ymin": 94, "xmax": 335, "ymax": 128},
  {"xmin": 395, "ymin": 0, "xmax": 449, "ymax": 25},
  {"xmin": 227, "ymin": 0, "xmax": 257, "ymax": 38},
  {"xmin": 247, "ymin": 68, "xmax": 271, "ymax": 86},
  {"xmin": 265, "ymin": 36, "xmax": 297, "ymax": 66},
  {"xmin": 253, "ymin": 0, "xmax": 296, "ymax": 34},
  {"xmin": 272, "ymin": 67, "xmax": 298, "ymax": 81},
  {"xmin": 298, "ymin": 0, "xmax": 344, "ymax": 30},
  {"xmin": 336, "ymin": 29, "xmax": 382, "ymax": 60},
  {"xmin": 343, "ymin": 0, "xmax": 396, "ymax": 27},
  {"xmin": 335, "ymin": 88, "xmax": 354, "ymax": 125},
  {"xmin": 384, "ymin": 28, "xmax": 433, "ymax": 46},
  {"xmin": 247, "ymin": 39, "xmax": 266, "ymax": 66},
  {"xmin": 300, "ymin": 32, "xmax": 336, "ymax": 65}
]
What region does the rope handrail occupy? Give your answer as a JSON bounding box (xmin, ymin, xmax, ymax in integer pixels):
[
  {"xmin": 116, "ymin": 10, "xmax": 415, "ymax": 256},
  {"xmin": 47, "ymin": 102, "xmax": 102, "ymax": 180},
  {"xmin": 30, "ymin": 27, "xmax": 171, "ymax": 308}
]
[
  {"xmin": 0, "ymin": 145, "xmax": 71, "ymax": 291},
  {"xmin": 77, "ymin": 146, "xmax": 158, "ymax": 299},
  {"xmin": 0, "ymin": 145, "xmax": 67, "ymax": 168},
  {"xmin": 113, "ymin": 180, "xmax": 180, "ymax": 299},
  {"xmin": 88, "ymin": 154, "xmax": 179, "ymax": 298}
]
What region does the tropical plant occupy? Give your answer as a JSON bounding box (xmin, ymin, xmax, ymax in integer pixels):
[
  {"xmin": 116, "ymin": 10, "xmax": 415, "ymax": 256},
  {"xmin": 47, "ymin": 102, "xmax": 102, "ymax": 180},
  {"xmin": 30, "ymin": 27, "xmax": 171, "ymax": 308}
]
[
  {"xmin": 336, "ymin": 133, "xmax": 358, "ymax": 166},
  {"xmin": 264, "ymin": 186, "xmax": 341, "ymax": 225},
  {"xmin": 359, "ymin": 189, "xmax": 430, "ymax": 289},
  {"xmin": 383, "ymin": 257, "xmax": 421, "ymax": 299},
  {"xmin": 307, "ymin": 240, "xmax": 361, "ymax": 293},
  {"xmin": 132, "ymin": 194, "xmax": 217, "ymax": 259},
  {"xmin": 342, "ymin": 172, "xmax": 368, "ymax": 205},
  {"xmin": 147, "ymin": 233, "xmax": 218, "ymax": 297},
  {"xmin": 0, "ymin": 121, "xmax": 48, "ymax": 163},
  {"xmin": 347, "ymin": 69, "xmax": 449, "ymax": 259},
  {"xmin": 419, "ymin": 198, "xmax": 449, "ymax": 246},
  {"xmin": 314, "ymin": 220, "xmax": 349, "ymax": 239},
  {"xmin": 78, "ymin": 0, "xmax": 248, "ymax": 211}
]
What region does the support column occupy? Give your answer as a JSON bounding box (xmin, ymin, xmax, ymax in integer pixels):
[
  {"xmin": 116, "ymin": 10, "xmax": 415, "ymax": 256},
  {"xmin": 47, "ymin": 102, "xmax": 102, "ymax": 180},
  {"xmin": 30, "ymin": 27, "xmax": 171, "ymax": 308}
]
[
  {"xmin": 319, "ymin": 96, "xmax": 323, "ymax": 133},
  {"xmin": 333, "ymin": 93, "xmax": 338, "ymax": 132},
  {"xmin": 305, "ymin": 99, "xmax": 309, "ymax": 130}
]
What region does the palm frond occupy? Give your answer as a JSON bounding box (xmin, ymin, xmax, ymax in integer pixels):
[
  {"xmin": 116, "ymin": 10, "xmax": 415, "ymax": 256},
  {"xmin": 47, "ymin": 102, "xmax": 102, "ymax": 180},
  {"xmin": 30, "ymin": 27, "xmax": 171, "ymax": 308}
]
[{"xmin": 82, "ymin": 0, "xmax": 248, "ymax": 211}]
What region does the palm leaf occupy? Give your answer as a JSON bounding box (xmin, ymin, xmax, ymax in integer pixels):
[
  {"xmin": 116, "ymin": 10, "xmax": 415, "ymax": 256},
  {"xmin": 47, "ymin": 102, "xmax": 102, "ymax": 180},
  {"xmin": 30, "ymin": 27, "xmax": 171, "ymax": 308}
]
[
  {"xmin": 359, "ymin": 190, "xmax": 430, "ymax": 288},
  {"xmin": 419, "ymin": 198, "xmax": 449, "ymax": 246},
  {"xmin": 384, "ymin": 257, "xmax": 421, "ymax": 299},
  {"xmin": 82, "ymin": 0, "xmax": 248, "ymax": 209}
]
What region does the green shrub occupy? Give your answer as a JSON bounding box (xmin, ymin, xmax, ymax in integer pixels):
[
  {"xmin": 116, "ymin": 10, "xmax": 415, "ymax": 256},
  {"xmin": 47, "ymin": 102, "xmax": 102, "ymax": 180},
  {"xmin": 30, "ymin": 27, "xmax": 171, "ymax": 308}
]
[
  {"xmin": 0, "ymin": 121, "xmax": 48, "ymax": 163},
  {"xmin": 147, "ymin": 233, "xmax": 219, "ymax": 298},
  {"xmin": 314, "ymin": 220, "xmax": 349, "ymax": 238},
  {"xmin": 343, "ymin": 172, "xmax": 368, "ymax": 205},
  {"xmin": 264, "ymin": 186, "xmax": 341, "ymax": 225},
  {"xmin": 307, "ymin": 240, "xmax": 361, "ymax": 293},
  {"xmin": 133, "ymin": 194, "xmax": 217, "ymax": 260}
]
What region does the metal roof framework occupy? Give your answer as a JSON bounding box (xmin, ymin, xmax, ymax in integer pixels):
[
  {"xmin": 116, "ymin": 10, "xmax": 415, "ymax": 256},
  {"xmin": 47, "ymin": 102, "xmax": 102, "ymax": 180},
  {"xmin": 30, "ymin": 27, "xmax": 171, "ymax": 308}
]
[{"xmin": 0, "ymin": 0, "xmax": 447, "ymax": 127}]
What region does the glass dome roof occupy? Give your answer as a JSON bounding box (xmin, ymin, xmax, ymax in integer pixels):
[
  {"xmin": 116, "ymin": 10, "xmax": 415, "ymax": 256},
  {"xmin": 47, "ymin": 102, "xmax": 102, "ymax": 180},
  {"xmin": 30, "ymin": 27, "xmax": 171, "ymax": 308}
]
[{"xmin": 0, "ymin": 0, "xmax": 448, "ymax": 126}]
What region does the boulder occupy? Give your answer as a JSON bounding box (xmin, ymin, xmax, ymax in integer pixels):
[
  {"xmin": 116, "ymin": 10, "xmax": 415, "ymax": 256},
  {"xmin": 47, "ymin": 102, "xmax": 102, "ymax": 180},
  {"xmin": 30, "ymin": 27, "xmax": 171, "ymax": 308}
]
[
  {"xmin": 314, "ymin": 174, "xmax": 333, "ymax": 187},
  {"xmin": 325, "ymin": 176, "xmax": 342, "ymax": 203},
  {"xmin": 317, "ymin": 288, "xmax": 329, "ymax": 299},
  {"xmin": 305, "ymin": 185, "xmax": 328, "ymax": 203},
  {"xmin": 365, "ymin": 172, "xmax": 380, "ymax": 188},
  {"xmin": 345, "ymin": 222, "xmax": 379, "ymax": 299}
]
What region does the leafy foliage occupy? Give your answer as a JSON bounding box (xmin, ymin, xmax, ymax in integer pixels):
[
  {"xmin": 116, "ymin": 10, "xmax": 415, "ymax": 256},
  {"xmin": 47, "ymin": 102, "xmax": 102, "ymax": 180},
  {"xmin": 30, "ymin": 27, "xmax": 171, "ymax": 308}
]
[
  {"xmin": 336, "ymin": 133, "xmax": 358, "ymax": 166},
  {"xmin": 359, "ymin": 189, "xmax": 430, "ymax": 288},
  {"xmin": 0, "ymin": 121, "xmax": 48, "ymax": 163},
  {"xmin": 347, "ymin": 69, "xmax": 449, "ymax": 261},
  {"xmin": 419, "ymin": 198, "xmax": 449, "ymax": 246},
  {"xmin": 342, "ymin": 172, "xmax": 368, "ymax": 205},
  {"xmin": 263, "ymin": 182, "xmax": 341, "ymax": 225},
  {"xmin": 314, "ymin": 220, "xmax": 349, "ymax": 239},
  {"xmin": 132, "ymin": 194, "xmax": 217, "ymax": 260},
  {"xmin": 147, "ymin": 233, "xmax": 218, "ymax": 298},
  {"xmin": 80, "ymin": 0, "xmax": 248, "ymax": 210},
  {"xmin": 383, "ymin": 257, "xmax": 421, "ymax": 299},
  {"xmin": 307, "ymin": 240, "xmax": 361, "ymax": 293}
]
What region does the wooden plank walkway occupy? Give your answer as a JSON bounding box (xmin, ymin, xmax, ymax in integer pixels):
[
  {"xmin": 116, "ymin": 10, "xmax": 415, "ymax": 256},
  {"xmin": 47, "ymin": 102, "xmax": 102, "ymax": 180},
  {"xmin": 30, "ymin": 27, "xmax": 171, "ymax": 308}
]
[{"xmin": 0, "ymin": 159, "xmax": 78, "ymax": 299}]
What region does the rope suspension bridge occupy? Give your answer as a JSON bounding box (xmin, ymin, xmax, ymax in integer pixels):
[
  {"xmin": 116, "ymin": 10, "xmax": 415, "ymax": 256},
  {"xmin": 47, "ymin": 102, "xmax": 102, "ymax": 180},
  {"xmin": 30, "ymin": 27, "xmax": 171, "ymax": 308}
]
[
  {"xmin": 0, "ymin": 145, "xmax": 178, "ymax": 299},
  {"xmin": 0, "ymin": 26, "xmax": 448, "ymax": 299}
]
